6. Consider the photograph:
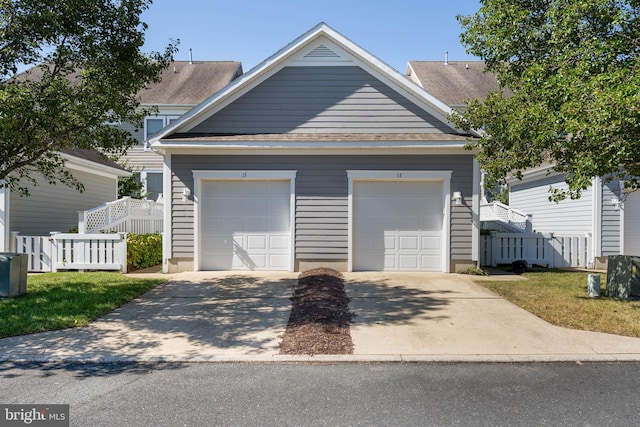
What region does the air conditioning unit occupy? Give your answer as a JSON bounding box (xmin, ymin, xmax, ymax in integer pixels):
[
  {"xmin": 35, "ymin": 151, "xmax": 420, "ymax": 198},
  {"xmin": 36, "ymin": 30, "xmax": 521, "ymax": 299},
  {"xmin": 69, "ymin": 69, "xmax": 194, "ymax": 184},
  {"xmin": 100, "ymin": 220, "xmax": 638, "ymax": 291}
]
[{"xmin": 606, "ymin": 255, "xmax": 640, "ymax": 299}]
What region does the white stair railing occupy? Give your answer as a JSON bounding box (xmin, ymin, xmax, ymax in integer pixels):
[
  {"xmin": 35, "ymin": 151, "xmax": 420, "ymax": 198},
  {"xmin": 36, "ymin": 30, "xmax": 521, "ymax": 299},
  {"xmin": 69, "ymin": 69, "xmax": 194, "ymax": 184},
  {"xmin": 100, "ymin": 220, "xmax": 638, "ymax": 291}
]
[
  {"xmin": 480, "ymin": 202, "xmax": 532, "ymax": 232},
  {"xmin": 79, "ymin": 196, "xmax": 163, "ymax": 234}
]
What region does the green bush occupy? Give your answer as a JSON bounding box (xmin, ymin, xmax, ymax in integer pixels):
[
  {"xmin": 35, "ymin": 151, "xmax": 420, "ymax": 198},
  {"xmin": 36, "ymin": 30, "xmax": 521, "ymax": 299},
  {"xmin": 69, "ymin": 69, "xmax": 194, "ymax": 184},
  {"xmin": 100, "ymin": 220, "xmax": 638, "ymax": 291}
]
[{"xmin": 127, "ymin": 233, "xmax": 162, "ymax": 271}]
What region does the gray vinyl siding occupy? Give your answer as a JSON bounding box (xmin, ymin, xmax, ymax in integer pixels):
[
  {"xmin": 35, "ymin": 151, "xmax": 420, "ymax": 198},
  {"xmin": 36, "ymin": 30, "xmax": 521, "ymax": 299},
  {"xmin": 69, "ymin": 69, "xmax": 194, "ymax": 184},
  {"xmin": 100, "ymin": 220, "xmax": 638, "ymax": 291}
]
[
  {"xmin": 601, "ymin": 179, "xmax": 622, "ymax": 255},
  {"xmin": 190, "ymin": 66, "xmax": 453, "ymax": 135},
  {"xmin": 510, "ymin": 174, "xmax": 593, "ymax": 234},
  {"xmin": 170, "ymin": 154, "xmax": 474, "ymax": 266},
  {"xmin": 10, "ymin": 170, "xmax": 117, "ymax": 235},
  {"xmin": 118, "ymin": 121, "xmax": 165, "ymax": 171},
  {"xmin": 296, "ymin": 197, "xmax": 348, "ymax": 260},
  {"xmin": 119, "ymin": 121, "xmax": 144, "ymax": 145}
]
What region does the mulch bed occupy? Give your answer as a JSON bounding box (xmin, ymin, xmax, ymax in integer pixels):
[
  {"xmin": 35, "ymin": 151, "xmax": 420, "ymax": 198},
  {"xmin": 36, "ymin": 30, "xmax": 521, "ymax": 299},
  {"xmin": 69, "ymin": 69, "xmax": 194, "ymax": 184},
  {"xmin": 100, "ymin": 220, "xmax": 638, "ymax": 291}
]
[{"xmin": 279, "ymin": 268, "xmax": 354, "ymax": 355}]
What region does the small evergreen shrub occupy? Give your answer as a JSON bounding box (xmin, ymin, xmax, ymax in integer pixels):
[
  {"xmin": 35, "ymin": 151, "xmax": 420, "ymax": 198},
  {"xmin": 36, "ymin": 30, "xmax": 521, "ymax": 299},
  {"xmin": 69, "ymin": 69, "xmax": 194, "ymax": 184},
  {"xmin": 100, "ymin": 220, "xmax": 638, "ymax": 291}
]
[
  {"xmin": 459, "ymin": 266, "xmax": 489, "ymax": 276},
  {"xmin": 127, "ymin": 233, "xmax": 162, "ymax": 271}
]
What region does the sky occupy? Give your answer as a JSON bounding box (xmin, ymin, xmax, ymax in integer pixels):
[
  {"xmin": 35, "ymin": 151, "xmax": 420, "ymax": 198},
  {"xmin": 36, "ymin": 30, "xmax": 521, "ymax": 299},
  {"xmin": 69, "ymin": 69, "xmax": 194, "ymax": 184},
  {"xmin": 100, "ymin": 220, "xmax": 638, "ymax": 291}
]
[{"xmin": 141, "ymin": 1, "xmax": 483, "ymax": 74}]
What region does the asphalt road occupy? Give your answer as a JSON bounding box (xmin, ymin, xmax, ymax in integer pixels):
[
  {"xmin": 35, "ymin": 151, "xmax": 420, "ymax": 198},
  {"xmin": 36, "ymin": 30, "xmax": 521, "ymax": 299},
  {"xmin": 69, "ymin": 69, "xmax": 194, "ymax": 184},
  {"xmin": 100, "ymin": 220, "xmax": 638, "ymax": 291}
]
[{"xmin": 0, "ymin": 362, "xmax": 638, "ymax": 426}]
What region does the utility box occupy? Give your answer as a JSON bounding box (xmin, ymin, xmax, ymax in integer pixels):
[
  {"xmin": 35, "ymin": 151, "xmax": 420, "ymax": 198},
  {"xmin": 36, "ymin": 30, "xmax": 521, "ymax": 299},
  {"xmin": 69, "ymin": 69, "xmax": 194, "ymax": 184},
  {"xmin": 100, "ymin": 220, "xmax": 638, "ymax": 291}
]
[
  {"xmin": 0, "ymin": 253, "xmax": 28, "ymax": 298},
  {"xmin": 606, "ymin": 255, "xmax": 640, "ymax": 299}
]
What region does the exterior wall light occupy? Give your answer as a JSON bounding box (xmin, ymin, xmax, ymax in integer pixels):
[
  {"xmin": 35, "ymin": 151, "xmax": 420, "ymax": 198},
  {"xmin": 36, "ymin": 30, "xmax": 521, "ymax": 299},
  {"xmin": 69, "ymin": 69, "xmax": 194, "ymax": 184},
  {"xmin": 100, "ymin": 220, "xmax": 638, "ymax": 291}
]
[
  {"xmin": 453, "ymin": 191, "xmax": 463, "ymax": 205},
  {"xmin": 182, "ymin": 188, "xmax": 191, "ymax": 201}
]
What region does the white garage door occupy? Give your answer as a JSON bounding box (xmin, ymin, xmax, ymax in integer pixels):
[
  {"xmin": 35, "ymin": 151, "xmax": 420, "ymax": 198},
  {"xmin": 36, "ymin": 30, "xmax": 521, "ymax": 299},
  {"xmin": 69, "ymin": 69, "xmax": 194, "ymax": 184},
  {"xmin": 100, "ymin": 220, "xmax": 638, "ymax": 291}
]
[
  {"xmin": 200, "ymin": 180, "xmax": 291, "ymax": 270},
  {"xmin": 624, "ymin": 190, "xmax": 640, "ymax": 255},
  {"xmin": 353, "ymin": 181, "xmax": 444, "ymax": 271}
]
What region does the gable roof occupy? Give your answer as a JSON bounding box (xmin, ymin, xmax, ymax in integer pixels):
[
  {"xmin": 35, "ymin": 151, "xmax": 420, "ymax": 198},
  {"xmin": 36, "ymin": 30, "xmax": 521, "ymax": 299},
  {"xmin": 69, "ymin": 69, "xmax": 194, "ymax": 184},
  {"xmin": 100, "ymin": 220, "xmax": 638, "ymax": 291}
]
[
  {"xmin": 407, "ymin": 61, "xmax": 501, "ymax": 108},
  {"xmin": 59, "ymin": 148, "xmax": 130, "ymax": 177},
  {"xmin": 137, "ymin": 61, "xmax": 243, "ymax": 106},
  {"xmin": 151, "ymin": 22, "xmax": 476, "ymax": 145}
]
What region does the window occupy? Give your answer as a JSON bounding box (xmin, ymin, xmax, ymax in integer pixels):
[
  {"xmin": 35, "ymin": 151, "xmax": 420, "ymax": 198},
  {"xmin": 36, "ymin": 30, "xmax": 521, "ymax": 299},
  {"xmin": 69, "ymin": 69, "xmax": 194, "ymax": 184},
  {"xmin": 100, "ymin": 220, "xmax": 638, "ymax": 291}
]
[
  {"xmin": 145, "ymin": 118, "xmax": 165, "ymax": 139},
  {"xmin": 144, "ymin": 115, "xmax": 180, "ymax": 151},
  {"xmin": 139, "ymin": 171, "xmax": 163, "ymax": 201}
]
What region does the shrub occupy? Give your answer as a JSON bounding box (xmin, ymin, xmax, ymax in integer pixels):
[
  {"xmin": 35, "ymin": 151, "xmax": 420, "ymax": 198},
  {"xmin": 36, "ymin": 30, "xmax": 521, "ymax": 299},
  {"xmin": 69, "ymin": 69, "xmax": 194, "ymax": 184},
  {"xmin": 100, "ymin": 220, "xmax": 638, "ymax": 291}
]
[
  {"xmin": 459, "ymin": 266, "xmax": 489, "ymax": 276},
  {"xmin": 127, "ymin": 233, "xmax": 162, "ymax": 271}
]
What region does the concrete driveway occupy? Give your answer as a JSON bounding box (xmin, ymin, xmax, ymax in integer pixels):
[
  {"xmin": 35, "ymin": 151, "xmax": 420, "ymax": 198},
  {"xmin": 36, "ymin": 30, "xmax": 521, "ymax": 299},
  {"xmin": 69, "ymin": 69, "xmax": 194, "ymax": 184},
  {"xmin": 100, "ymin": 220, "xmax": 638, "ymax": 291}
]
[
  {"xmin": 1, "ymin": 271, "xmax": 640, "ymax": 362},
  {"xmin": 345, "ymin": 273, "xmax": 640, "ymax": 360}
]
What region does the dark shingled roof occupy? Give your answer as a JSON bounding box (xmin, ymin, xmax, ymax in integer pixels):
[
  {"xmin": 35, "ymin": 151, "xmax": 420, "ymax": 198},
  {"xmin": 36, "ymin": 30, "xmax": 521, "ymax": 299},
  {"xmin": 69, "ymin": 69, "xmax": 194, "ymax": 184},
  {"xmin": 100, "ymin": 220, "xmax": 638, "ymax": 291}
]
[
  {"xmin": 60, "ymin": 148, "xmax": 124, "ymax": 171},
  {"xmin": 407, "ymin": 61, "xmax": 502, "ymax": 107},
  {"xmin": 137, "ymin": 61, "xmax": 242, "ymax": 105}
]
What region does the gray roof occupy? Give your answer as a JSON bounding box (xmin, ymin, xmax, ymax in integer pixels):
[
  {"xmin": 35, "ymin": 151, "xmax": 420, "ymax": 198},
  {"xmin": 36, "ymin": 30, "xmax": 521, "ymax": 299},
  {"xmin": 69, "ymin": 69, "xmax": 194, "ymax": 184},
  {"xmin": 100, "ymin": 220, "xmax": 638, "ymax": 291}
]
[
  {"xmin": 407, "ymin": 61, "xmax": 502, "ymax": 107},
  {"xmin": 137, "ymin": 61, "xmax": 242, "ymax": 105},
  {"xmin": 60, "ymin": 148, "xmax": 125, "ymax": 171}
]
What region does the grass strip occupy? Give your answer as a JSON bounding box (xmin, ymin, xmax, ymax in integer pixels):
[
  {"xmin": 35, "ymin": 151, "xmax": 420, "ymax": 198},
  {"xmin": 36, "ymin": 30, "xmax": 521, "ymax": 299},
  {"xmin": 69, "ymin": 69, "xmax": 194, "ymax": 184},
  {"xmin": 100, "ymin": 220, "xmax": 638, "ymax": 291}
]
[{"xmin": 0, "ymin": 272, "xmax": 165, "ymax": 338}]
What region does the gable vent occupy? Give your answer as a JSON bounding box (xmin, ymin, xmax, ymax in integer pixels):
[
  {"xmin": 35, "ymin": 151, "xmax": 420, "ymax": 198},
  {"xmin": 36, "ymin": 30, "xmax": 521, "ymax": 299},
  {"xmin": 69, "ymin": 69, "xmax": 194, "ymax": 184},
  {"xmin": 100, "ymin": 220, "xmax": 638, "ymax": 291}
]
[{"xmin": 304, "ymin": 44, "xmax": 341, "ymax": 58}]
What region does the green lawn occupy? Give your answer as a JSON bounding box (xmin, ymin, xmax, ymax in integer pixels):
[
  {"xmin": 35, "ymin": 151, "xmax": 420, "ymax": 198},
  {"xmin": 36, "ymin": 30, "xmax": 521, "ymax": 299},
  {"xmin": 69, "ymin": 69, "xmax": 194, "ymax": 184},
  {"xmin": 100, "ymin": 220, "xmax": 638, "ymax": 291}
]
[
  {"xmin": 475, "ymin": 270, "xmax": 640, "ymax": 338},
  {"xmin": 0, "ymin": 272, "xmax": 165, "ymax": 338}
]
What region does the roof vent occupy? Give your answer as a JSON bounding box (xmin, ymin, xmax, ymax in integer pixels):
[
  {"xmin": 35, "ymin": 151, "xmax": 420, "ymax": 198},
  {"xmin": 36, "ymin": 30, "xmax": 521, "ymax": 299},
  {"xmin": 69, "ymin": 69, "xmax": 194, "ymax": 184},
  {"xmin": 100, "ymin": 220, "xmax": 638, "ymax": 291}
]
[
  {"xmin": 304, "ymin": 44, "xmax": 340, "ymax": 58},
  {"xmin": 189, "ymin": 48, "xmax": 193, "ymax": 64},
  {"xmin": 466, "ymin": 63, "xmax": 469, "ymax": 69},
  {"xmin": 444, "ymin": 51, "xmax": 449, "ymax": 65}
]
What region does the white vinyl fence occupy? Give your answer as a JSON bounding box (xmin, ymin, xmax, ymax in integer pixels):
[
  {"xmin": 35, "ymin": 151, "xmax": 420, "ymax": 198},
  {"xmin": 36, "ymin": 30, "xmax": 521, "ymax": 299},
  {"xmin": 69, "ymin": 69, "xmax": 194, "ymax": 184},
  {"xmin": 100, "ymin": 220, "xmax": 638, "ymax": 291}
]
[
  {"xmin": 480, "ymin": 232, "xmax": 593, "ymax": 269},
  {"xmin": 13, "ymin": 232, "xmax": 127, "ymax": 273}
]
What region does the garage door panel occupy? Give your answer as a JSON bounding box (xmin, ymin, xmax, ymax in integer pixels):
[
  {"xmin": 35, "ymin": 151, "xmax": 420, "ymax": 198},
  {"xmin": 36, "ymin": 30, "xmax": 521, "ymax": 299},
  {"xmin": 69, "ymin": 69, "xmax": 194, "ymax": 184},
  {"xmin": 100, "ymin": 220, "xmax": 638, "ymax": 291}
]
[
  {"xmin": 353, "ymin": 180, "xmax": 444, "ymax": 271},
  {"xmin": 399, "ymin": 236, "xmax": 419, "ymax": 250},
  {"xmin": 246, "ymin": 235, "xmax": 267, "ymax": 250},
  {"xmin": 421, "ymin": 235, "xmax": 441, "ymax": 250},
  {"xmin": 270, "ymin": 235, "xmax": 290, "ymax": 250},
  {"xmin": 200, "ymin": 180, "xmax": 291, "ymax": 271},
  {"xmin": 398, "ymin": 255, "xmax": 419, "ymax": 269}
]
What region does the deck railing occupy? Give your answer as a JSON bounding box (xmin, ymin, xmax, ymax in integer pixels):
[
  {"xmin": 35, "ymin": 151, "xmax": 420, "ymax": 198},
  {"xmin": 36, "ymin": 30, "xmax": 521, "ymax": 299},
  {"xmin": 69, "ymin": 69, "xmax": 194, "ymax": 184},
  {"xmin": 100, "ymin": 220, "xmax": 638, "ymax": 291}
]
[
  {"xmin": 480, "ymin": 202, "xmax": 532, "ymax": 232},
  {"xmin": 78, "ymin": 197, "xmax": 163, "ymax": 234}
]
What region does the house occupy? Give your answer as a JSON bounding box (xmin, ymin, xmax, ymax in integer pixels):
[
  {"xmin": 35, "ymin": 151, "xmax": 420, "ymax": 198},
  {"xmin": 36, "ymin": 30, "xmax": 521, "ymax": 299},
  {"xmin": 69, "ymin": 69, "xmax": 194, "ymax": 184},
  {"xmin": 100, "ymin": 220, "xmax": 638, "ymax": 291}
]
[
  {"xmin": 407, "ymin": 61, "xmax": 640, "ymax": 266},
  {"xmin": 505, "ymin": 167, "xmax": 639, "ymax": 265},
  {"xmin": 0, "ymin": 148, "xmax": 130, "ymax": 251},
  {"xmin": 149, "ymin": 23, "xmax": 482, "ymax": 273},
  {"xmin": 120, "ymin": 61, "xmax": 243, "ymax": 199}
]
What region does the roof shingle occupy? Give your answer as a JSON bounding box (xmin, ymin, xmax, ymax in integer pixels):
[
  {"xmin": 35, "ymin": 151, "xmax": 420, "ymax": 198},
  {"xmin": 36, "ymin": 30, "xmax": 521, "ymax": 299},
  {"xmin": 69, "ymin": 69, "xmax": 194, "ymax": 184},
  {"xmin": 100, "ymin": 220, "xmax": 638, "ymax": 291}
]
[
  {"xmin": 407, "ymin": 61, "xmax": 502, "ymax": 107},
  {"xmin": 137, "ymin": 61, "xmax": 242, "ymax": 105}
]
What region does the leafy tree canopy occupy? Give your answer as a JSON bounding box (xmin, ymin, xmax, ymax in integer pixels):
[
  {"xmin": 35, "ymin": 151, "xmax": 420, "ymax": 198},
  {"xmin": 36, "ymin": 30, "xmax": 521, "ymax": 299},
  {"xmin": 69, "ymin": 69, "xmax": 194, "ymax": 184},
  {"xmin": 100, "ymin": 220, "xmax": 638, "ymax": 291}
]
[
  {"xmin": 453, "ymin": 0, "xmax": 640, "ymax": 201},
  {"xmin": 0, "ymin": 0, "xmax": 177, "ymax": 195}
]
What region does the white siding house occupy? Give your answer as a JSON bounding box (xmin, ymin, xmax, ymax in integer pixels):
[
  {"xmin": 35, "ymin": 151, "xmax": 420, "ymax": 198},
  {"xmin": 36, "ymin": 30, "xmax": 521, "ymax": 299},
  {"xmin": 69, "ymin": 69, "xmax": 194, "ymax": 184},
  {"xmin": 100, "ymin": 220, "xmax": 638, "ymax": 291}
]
[{"xmin": 0, "ymin": 149, "xmax": 129, "ymax": 251}]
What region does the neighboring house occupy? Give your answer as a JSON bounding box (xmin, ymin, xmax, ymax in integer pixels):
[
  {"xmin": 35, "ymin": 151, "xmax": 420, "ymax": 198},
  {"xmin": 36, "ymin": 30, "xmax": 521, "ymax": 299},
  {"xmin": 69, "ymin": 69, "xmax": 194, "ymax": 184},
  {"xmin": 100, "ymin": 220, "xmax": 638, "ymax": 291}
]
[
  {"xmin": 0, "ymin": 148, "xmax": 130, "ymax": 251},
  {"xmin": 506, "ymin": 166, "xmax": 639, "ymax": 263},
  {"xmin": 120, "ymin": 61, "xmax": 243, "ymax": 199},
  {"xmin": 407, "ymin": 61, "xmax": 640, "ymax": 264},
  {"xmin": 149, "ymin": 23, "xmax": 482, "ymax": 273}
]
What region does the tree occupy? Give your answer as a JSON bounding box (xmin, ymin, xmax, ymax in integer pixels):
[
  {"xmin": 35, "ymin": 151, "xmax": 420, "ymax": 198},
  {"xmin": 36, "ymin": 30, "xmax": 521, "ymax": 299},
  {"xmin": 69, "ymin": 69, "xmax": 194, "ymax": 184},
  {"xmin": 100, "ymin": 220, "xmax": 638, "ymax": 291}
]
[
  {"xmin": 452, "ymin": 0, "xmax": 640, "ymax": 201},
  {"xmin": 0, "ymin": 0, "xmax": 177, "ymax": 195}
]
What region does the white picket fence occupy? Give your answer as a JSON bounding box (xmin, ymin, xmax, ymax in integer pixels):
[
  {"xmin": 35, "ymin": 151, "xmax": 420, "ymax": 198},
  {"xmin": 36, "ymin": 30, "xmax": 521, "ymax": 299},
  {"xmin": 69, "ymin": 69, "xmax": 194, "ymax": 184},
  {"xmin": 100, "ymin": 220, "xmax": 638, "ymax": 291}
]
[
  {"xmin": 13, "ymin": 232, "xmax": 127, "ymax": 273},
  {"xmin": 78, "ymin": 197, "xmax": 162, "ymax": 234},
  {"xmin": 480, "ymin": 232, "xmax": 593, "ymax": 269}
]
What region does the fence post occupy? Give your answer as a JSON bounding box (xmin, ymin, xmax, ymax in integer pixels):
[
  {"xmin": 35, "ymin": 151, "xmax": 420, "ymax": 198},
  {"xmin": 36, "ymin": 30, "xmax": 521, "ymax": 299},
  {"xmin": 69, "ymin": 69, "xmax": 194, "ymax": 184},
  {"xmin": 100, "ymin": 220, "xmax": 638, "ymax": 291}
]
[
  {"xmin": 50, "ymin": 232, "xmax": 59, "ymax": 272},
  {"xmin": 78, "ymin": 211, "xmax": 86, "ymax": 233},
  {"xmin": 525, "ymin": 214, "xmax": 533, "ymax": 233},
  {"xmin": 120, "ymin": 232, "xmax": 128, "ymax": 273},
  {"xmin": 490, "ymin": 231, "xmax": 499, "ymax": 267},
  {"xmin": 10, "ymin": 231, "xmax": 19, "ymax": 252}
]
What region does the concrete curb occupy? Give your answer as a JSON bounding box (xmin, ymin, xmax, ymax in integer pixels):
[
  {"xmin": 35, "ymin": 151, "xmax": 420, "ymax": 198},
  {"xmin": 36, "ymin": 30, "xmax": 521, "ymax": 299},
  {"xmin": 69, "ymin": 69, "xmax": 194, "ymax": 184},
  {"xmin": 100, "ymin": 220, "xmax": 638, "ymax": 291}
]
[{"xmin": 2, "ymin": 353, "xmax": 640, "ymax": 364}]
